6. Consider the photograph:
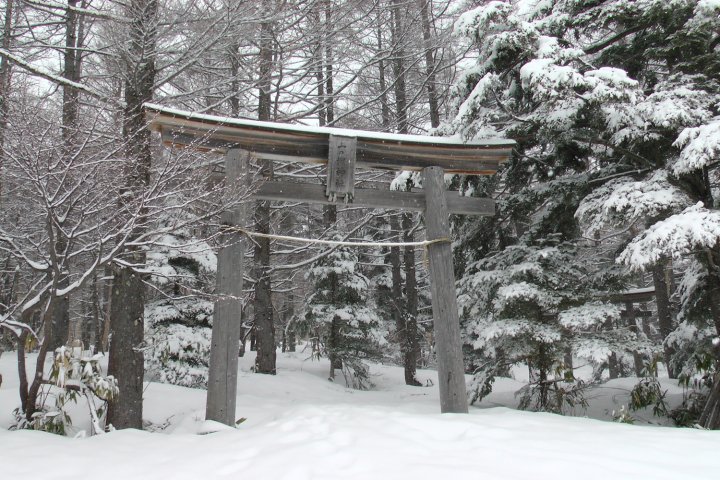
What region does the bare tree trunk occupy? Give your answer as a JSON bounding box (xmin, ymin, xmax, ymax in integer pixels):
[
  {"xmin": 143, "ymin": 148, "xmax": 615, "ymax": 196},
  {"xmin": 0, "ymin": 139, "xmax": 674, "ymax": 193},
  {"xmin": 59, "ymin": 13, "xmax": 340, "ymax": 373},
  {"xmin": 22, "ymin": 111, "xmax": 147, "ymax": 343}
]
[
  {"xmin": 389, "ymin": 216, "xmax": 404, "ymax": 372},
  {"xmin": 16, "ymin": 330, "xmax": 28, "ymax": 412},
  {"xmin": 0, "ymin": 257, "xmax": 17, "ymax": 351},
  {"xmin": 81, "ymin": 298, "xmax": 91, "ymax": 348},
  {"xmin": 652, "ymin": 259, "xmax": 675, "ymax": 378},
  {"xmin": 253, "ymin": 15, "xmax": 276, "ymax": 375},
  {"xmin": 698, "ymin": 317, "xmax": 720, "ymax": 428},
  {"xmin": 391, "ymin": 0, "xmax": 408, "ymax": 134},
  {"xmin": 402, "ymin": 213, "xmax": 421, "ymax": 386},
  {"xmin": 285, "ymin": 291, "xmax": 297, "ymax": 353},
  {"xmin": 107, "ymin": 0, "xmax": 159, "ymax": 430},
  {"xmin": 312, "ymin": 6, "xmax": 325, "ymax": 127},
  {"xmin": 315, "ymin": 2, "xmax": 342, "ymax": 377},
  {"xmin": 288, "ymin": 326, "xmax": 296, "ymax": 353},
  {"xmin": 48, "ymin": 281, "xmax": 69, "ymax": 350},
  {"xmin": 14, "ymin": 303, "xmax": 43, "ymax": 415},
  {"xmin": 228, "ymin": 39, "xmax": 240, "ymax": 117},
  {"xmin": 700, "ymin": 254, "xmax": 720, "ymax": 429},
  {"xmin": 324, "ymin": 205, "xmax": 342, "ymax": 378},
  {"xmin": 23, "ymin": 299, "xmax": 54, "ymax": 421},
  {"xmin": 239, "ymin": 302, "xmax": 248, "ymax": 357},
  {"xmin": 253, "ymin": 198, "xmax": 275, "ymax": 374},
  {"xmin": 0, "ymin": 0, "xmax": 14, "ymax": 197},
  {"xmin": 89, "ymin": 271, "xmax": 100, "ymax": 351},
  {"xmin": 376, "ymin": 19, "xmax": 390, "ymax": 132},
  {"xmin": 280, "ymin": 300, "xmax": 293, "ymax": 353},
  {"xmin": 100, "ymin": 265, "xmax": 112, "ymax": 353},
  {"xmin": 563, "ymin": 347, "xmax": 574, "ymax": 371},
  {"xmin": 108, "ymin": 265, "xmax": 146, "ymax": 429},
  {"xmin": 700, "ymin": 378, "xmax": 720, "ymax": 429},
  {"xmin": 327, "ymin": 312, "xmax": 342, "ymax": 379},
  {"xmin": 62, "ymin": 1, "xmax": 79, "ymax": 132},
  {"xmin": 48, "ymin": 0, "xmax": 82, "ymax": 352},
  {"xmin": 417, "ymin": 0, "xmax": 440, "ymax": 128},
  {"xmin": 323, "ymin": 1, "xmax": 334, "ymax": 125},
  {"xmin": 608, "ymin": 352, "xmax": 619, "ymax": 379},
  {"xmin": 537, "ymin": 342, "xmax": 551, "ymax": 410},
  {"xmin": 23, "ymin": 341, "xmax": 50, "ymax": 421},
  {"xmin": 390, "ymin": 2, "xmax": 420, "ymax": 386}
]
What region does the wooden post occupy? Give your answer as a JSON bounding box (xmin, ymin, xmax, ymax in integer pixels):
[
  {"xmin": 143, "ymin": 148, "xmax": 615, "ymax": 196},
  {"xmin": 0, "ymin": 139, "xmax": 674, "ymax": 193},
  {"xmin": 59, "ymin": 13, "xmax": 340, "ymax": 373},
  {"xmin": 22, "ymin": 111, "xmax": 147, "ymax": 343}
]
[
  {"xmin": 423, "ymin": 166, "xmax": 468, "ymax": 413},
  {"xmin": 206, "ymin": 148, "xmax": 247, "ymax": 425}
]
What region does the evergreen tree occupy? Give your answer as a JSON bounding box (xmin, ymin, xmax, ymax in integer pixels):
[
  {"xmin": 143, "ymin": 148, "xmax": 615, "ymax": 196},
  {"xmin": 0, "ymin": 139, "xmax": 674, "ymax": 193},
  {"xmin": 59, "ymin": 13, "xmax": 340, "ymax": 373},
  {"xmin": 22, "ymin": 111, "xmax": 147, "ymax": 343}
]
[
  {"xmin": 303, "ymin": 242, "xmax": 386, "ymax": 389},
  {"xmin": 144, "ymin": 208, "xmax": 217, "ymax": 389},
  {"xmin": 459, "ymin": 240, "xmax": 631, "ymax": 412},
  {"xmin": 447, "ymin": 0, "xmax": 720, "ymax": 425}
]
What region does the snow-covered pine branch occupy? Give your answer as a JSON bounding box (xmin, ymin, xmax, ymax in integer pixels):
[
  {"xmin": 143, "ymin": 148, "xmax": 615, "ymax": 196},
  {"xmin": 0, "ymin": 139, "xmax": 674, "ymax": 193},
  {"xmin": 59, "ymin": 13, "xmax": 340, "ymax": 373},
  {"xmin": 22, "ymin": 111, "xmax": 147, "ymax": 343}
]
[
  {"xmin": 672, "ymin": 118, "xmax": 720, "ymax": 175},
  {"xmin": 618, "ymin": 202, "xmax": 720, "ymax": 270}
]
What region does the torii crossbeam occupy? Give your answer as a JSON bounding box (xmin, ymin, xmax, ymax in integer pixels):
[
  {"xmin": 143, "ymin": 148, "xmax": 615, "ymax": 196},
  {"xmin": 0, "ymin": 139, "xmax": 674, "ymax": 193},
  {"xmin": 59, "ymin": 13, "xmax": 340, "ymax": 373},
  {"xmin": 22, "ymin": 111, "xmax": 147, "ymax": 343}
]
[{"xmin": 144, "ymin": 104, "xmax": 514, "ymax": 423}]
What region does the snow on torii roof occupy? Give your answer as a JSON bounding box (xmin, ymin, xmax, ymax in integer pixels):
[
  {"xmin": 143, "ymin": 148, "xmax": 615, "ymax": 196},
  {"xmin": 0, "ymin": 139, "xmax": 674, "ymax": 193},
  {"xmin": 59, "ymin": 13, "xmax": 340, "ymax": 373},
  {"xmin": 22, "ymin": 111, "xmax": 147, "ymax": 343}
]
[{"xmin": 144, "ymin": 103, "xmax": 515, "ymax": 175}]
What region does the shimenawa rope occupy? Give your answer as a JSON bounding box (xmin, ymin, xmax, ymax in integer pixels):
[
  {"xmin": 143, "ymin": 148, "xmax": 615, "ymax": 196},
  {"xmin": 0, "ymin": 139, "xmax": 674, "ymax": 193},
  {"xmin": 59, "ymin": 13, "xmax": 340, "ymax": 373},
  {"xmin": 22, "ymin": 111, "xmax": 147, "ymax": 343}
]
[{"xmin": 227, "ymin": 226, "xmax": 449, "ymax": 248}]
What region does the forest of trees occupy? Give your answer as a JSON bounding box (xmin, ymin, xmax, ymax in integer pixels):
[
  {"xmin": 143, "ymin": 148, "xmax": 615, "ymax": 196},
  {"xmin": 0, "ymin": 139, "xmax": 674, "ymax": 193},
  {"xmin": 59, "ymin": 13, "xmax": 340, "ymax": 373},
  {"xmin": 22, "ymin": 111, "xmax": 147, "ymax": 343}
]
[{"xmin": 0, "ymin": 0, "xmax": 719, "ymax": 434}]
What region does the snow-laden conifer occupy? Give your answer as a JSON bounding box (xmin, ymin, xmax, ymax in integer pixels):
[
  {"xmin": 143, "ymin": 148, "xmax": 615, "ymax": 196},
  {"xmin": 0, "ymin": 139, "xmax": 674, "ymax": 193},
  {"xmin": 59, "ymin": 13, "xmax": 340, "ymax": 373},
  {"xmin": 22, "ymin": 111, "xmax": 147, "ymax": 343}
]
[
  {"xmin": 448, "ymin": 0, "xmax": 720, "ymax": 425},
  {"xmin": 143, "ymin": 208, "xmax": 218, "ymax": 389},
  {"xmin": 302, "ymin": 242, "xmax": 386, "ymax": 389}
]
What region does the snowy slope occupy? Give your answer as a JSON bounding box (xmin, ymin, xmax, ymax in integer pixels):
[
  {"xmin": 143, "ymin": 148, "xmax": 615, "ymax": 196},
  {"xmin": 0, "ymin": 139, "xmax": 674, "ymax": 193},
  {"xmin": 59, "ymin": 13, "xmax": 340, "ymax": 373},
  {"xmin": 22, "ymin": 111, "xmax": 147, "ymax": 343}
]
[{"xmin": 0, "ymin": 351, "xmax": 719, "ymax": 479}]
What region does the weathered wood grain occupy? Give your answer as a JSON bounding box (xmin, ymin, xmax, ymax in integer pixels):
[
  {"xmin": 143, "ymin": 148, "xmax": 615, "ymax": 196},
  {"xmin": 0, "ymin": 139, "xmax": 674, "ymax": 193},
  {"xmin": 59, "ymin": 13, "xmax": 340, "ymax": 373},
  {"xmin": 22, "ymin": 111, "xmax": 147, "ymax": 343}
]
[
  {"xmin": 326, "ymin": 135, "xmax": 357, "ymax": 200},
  {"xmin": 423, "ymin": 166, "xmax": 469, "ymax": 414},
  {"xmin": 148, "ymin": 106, "xmax": 513, "ymax": 175},
  {"xmin": 253, "ymin": 182, "xmax": 495, "ymax": 216},
  {"xmin": 206, "ymin": 148, "xmax": 247, "ymax": 426}
]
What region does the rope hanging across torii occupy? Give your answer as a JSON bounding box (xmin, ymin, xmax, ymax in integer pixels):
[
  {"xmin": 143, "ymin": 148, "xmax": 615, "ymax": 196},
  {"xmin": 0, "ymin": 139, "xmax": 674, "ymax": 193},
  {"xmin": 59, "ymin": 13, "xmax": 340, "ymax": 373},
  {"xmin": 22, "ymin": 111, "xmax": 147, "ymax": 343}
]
[
  {"xmin": 228, "ymin": 226, "xmax": 450, "ymax": 249},
  {"xmin": 144, "ymin": 103, "xmax": 515, "ymax": 424}
]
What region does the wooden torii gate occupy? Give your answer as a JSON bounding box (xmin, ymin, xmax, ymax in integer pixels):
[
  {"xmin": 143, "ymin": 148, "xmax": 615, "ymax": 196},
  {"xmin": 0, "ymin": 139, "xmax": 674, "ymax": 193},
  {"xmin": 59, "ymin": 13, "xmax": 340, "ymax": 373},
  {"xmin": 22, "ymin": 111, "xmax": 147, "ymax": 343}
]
[{"xmin": 145, "ymin": 104, "xmax": 514, "ymax": 424}]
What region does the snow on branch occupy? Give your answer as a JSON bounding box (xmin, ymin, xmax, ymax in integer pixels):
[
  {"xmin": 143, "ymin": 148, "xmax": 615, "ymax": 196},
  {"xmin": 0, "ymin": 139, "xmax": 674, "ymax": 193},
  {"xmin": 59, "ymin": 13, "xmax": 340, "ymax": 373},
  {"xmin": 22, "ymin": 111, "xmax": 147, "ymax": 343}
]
[
  {"xmin": 520, "ymin": 59, "xmax": 584, "ymax": 100},
  {"xmin": 576, "ymin": 170, "xmax": 690, "ymax": 235},
  {"xmin": 0, "ymin": 314, "xmax": 38, "ymax": 340},
  {"xmin": 24, "ymin": 0, "xmax": 130, "ymax": 22},
  {"xmin": 0, "ymin": 48, "xmax": 115, "ymax": 104},
  {"xmin": 493, "ymin": 282, "xmax": 559, "ymax": 311},
  {"xmin": 559, "ymin": 302, "xmax": 621, "ymax": 330},
  {"xmin": 672, "ymin": 119, "xmax": 720, "ymax": 175},
  {"xmin": 453, "ymin": 1, "xmax": 513, "ymax": 40},
  {"xmin": 618, "ymin": 202, "xmax": 720, "ymax": 269},
  {"xmin": 689, "ymin": 0, "xmax": 720, "ymax": 28},
  {"xmin": 474, "ymin": 318, "xmax": 563, "ymax": 349},
  {"xmin": 520, "ymin": 61, "xmax": 638, "ymax": 104}
]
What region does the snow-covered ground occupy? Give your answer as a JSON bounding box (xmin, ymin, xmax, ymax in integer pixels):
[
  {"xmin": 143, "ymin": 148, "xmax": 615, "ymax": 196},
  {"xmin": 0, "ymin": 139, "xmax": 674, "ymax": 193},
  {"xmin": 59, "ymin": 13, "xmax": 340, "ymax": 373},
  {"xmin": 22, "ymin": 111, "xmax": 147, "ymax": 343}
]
[{"xmin": 1, "ymin": 350, "xmax": 718, "ymax": 479}]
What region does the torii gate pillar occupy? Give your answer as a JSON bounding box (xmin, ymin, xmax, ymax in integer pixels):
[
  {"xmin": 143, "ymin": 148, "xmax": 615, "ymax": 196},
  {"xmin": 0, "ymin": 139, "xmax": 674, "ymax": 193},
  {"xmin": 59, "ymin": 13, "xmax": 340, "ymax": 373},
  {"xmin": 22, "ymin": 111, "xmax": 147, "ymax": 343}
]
[
  {"xmin": 206, "ymin": 149, "xmax": 247, "ymax": 426},
  {"xmin": 423, "ymin": 166, "xmax": 468, "ymax": 413}
]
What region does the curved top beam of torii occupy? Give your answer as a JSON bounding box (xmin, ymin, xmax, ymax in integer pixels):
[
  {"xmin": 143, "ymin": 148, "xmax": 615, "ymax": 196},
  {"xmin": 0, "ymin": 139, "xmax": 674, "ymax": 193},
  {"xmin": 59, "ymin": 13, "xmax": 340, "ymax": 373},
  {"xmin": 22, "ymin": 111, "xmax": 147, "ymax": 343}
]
[{"xmin": 144, "ymin": 103, "xmax": 515, "ymax": 175}]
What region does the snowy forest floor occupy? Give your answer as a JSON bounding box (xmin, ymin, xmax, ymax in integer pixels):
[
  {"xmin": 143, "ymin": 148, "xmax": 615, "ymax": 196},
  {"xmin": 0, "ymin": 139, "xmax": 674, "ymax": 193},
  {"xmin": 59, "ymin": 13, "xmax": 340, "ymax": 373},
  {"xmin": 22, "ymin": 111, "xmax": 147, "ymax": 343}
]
[{"xmin": 0, "ymin": 350, "xmax": 719, "ymax": 479}]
